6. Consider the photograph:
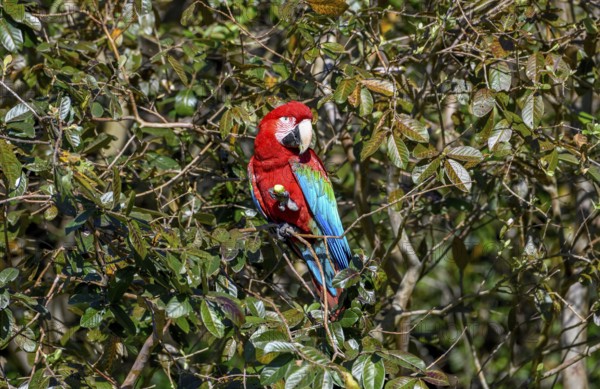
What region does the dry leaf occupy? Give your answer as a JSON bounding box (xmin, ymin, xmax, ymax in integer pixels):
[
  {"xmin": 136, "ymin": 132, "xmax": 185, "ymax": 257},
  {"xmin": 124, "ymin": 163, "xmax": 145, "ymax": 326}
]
[{"xmin": 306, "ymin": 0, "xmax": 348, "ymax": 16}]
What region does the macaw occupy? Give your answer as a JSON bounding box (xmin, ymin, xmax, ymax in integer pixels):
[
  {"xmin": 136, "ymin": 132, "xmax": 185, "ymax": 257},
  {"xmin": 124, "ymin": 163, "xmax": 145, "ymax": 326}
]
[{"xmin": 247, "ymin": 101, "xmax": 352, "ymax": 313}]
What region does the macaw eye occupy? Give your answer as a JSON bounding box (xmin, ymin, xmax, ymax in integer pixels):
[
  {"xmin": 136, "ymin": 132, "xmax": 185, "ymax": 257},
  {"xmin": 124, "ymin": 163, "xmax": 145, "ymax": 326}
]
[{"xmin": 281, "ymin": 116, "xmax": 291, "ymax": 123}]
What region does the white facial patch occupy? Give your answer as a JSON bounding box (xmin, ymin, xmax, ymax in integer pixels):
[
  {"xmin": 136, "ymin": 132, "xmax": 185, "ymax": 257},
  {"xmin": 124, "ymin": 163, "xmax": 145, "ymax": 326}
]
[{"xmin": 274, "ymin": 116, "xmax": 296, "ymax": 143}]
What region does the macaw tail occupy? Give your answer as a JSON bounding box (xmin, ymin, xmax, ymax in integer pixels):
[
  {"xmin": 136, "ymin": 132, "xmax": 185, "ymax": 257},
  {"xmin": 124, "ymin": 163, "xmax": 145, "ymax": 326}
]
[
  {"xmin": 291, "ymin": 238, "xmax": 348, "ymax": 320},
  {"xmin": 311, "ymin": 277, "xmax": 346, "ymax": 320}
]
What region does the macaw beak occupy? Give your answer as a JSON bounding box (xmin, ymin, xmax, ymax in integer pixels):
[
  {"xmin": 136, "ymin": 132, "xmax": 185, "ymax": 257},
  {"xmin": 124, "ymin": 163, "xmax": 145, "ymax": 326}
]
[
  {"xmin": 296, "ymin": 119, "xmax": 313, "ymax": 154},
  {"xmin": 281, "ymin": 119, "xmax": 313, "ymax": 154}
]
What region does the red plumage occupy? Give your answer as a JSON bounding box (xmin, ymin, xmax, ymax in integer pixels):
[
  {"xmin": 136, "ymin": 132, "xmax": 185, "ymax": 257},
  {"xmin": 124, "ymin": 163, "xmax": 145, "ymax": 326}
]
[{"xmin": 248, "ymin": 101, "xmax": 349, "ymax": 313}]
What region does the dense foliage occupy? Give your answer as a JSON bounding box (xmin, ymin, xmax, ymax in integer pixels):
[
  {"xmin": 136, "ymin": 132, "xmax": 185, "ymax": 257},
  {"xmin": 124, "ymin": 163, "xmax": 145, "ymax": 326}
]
[{"xmin": 0, "ymin": 0, "xmax": 598, "ymax": 387}]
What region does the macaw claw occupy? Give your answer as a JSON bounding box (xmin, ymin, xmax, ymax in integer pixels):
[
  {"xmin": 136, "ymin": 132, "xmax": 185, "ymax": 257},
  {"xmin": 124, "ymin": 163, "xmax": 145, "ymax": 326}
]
[
  {"xmin": 269, "ymin": 186, "xmax": 299, "ymax": 212},
  {"xmin": 275, "ymin": 223, "xmax": 295, "ymax": 241}
]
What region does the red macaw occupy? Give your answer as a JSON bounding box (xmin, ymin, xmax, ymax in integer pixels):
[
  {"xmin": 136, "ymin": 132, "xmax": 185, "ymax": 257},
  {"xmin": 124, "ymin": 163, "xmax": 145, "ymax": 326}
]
[{"xmin": 247, "ymin": 101, "xmax": 352, "ymax": 312}]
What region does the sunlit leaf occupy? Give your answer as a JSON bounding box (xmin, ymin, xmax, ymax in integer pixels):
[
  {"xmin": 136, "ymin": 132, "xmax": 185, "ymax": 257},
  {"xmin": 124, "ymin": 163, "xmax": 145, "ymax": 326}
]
[
  {"xmin": 488, "ymin": 119, "xmax": 512, "ymax": 151},
  {"xmin": 200, "ymin": 299, "xmax": 225, "ymax": 338},
  {"xmin": 444, "ymin": 159, "xmax": 472, "ymax": 192},
  {"xmin": 5, "ymin": 103, "xmax": 32, "ymax": 122},
  {"xmin": 361, "ymin": 79, "xmax": 394, "ymax": 97},
  {"xmin": 526, "ymin": 52, "xmax": 545, "ymax": 82},
  {"xmin": 522, "ymin": 91, "xmax": 544, "ymax": 129},
  {"xmin": 285, "ymin": 363, "xmax": 312, "ymax": 389},
  {"xmin": 395, "ymin": 114, "xmax": 429, "ymax": 143},
  {"xmin": 387, "ymin": 134, "xmax": 409, "ymax": 169},
  {"xmin": 412, "ymin": 158, "xmax": 440, "ymax": 184},
  {"xmin": 359, "ymin": 87, "xmax": 374, "ymax": 116},
  {"xmin": 362, "ymin": 355, "xmax": 385, "ymax": 389},
  {"xmin": 360, "ymin": 127, "xmax": 388, "ymax": 161},
  {"xmin": 0, "ymin": 18, "xmax": 23, "ymax": 52},
  {"xmin": 446, "ymin": 146, "xmax": 483, "ymax": 164},
  {"xmin": 489, "ymin": 61, "xmax": 511, "ymax": 91},
  {"xmin": 472, "ymin": 88, "xmax": 495, "ymax": 117},
  {"xmin": 334, "ymin": 78, "xmax": 357, "ymax": 104}
]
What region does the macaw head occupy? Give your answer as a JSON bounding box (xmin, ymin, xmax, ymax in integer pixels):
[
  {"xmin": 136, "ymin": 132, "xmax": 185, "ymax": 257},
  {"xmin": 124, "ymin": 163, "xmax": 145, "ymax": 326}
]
[{"xmin": 258, "ymin": 101, "xmax": 314, "ymax": 155}]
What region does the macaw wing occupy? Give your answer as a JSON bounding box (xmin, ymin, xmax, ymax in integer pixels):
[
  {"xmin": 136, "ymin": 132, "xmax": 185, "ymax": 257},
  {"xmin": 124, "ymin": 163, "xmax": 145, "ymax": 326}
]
[
  {"xmin": 290, "ymin": 155, "xmax": 351, "ymax": 272},
  {"xmin": 247, "ymin": 160, "xmax": 268, "ymax": 220}
]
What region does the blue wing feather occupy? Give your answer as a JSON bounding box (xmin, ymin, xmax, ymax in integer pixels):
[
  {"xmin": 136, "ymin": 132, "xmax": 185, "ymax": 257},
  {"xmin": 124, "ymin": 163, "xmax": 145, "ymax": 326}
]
[{"xmin": 290, "ymin": 159, "xmax": 351, "ymax": 294}]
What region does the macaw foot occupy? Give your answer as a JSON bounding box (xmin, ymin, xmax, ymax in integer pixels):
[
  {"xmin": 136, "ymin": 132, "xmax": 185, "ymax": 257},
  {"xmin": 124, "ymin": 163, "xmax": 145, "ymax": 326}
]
[
  {"xmin": 268, "ymin": 185, "xmax": 299, "ymax": 212},
  {"xmin": 275, "ymin": 223, "xmax": 295, "ymax": 241}
]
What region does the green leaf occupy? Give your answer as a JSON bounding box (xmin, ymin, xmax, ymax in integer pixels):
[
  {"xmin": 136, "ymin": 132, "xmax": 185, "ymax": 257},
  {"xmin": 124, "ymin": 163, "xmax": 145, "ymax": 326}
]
[
  {"xmin": 59, "ymin": 96, "xmax": 71, "ymax": 121},
  {"xmin": 80, "ymin": 307, "xmax": 104, "ymax": 328},
  {"xmin": 412, "ymin": 158, "xmax": 440, "ymax": 185},
  {"xmin": 0, "ymin": 139, "xmax": 23, "ymax": 191},
  {"xmin": 359, "ymin": 87, "xmax": 373, "ymax": 116},
  {"xmin": 220, "ymin": 109, "xmax": 234, "ymax": 138},
  {"xmin": 0, "ymin": 268, "xmax": 19, "ymax": 287},
  {"xmin": 387, "ymin": 134, "xmax": 409, "ymax": 169},
  {"xmin": 488, "ymin": 119, "xmax": 512, "ymax": 151},
  {"xmin": 452, "ymin": 236, "xmax": 469, "ymax": 271},
  {"xmin": 136, "ymin": 0, "xmax": 153, "ymax": 14},
  {"xmin": 110, "ymin": 305, "xmax": 137, "ymax": 335},
  {"xmin": 472, "ymin": 88, "xmax": 495, "ymax": 117},
  {"xmin": 361, "ymin": 79, "xmax": 394, "ymax": 97},
  {"xmin": 91, "ymin": 102, "xmax": 104, "ymax": 118},
  {"xmin": 0, "ymin": 290, "xmax": 10, "ymax": 310},
  {"xmin": 168, "ymin": 55, "xmax": 188, "ymax": 86},
  {"xmin": 413, "ymin": 144, "xmax": 438, "ymax": 159},
  {"xmin": 15, "ymin": 327, "xmax": 36, "ymax": 352},
  {"xmin": 5, "ymin": 103, "xmax": 32, "ymax": 122},
  {"xmin": 0, "ymin": 18, "xmax": 23, "ymax": 52},
  {"xmin": 546, "ymin": 54, "xmax": 572, "ymax": 83},
  {"xmin": 444, "ymin": 159, "xmax": 472, "ymax": 192},
  {"xmin": 360, "ymin": 128, "xmax": 388, "ymax": 161},
  {"xmin": 385, "ymin": 377, "xmax": 427, "ymax": 389},
  {"xmin": 0, "ymin": 309, "xmax": 13, "ymax": 342},
  {"xmin": 260, "ymin": 355, "xmax": 293, "ymax": 385},
  {"xmin": 29, "ymin": 368, "xmax": 49, "ymax": 389},
  {"xmin": 522, "ymin": 91, "xmax": 544, "ymax": 129},
  {"xmin": 175, "ymin": 89, "xmax": 198, "ymax": 116},
  {"xmin": 352, "ymin": 354, "xmax": 370, "ymax": 383},
  {"xmin": 489, "ymin": 61, "xmax": 511, "ymax": 91},
  {"xmin": 181, "ymin": 2, "xmax": 197, "ymax": 26},
  {"xmin": 332, "ymin": 268, "xmax": 360, "ymax": 288},
  {"xmin": 446, "ymin": 146, "xmax": 483, "ymax": 164},
  {"xmin": 298, "ymin": 344, "xmax": 330, "ymax": 364},
  {"xmin": 321, "ymin": 42, "xmax": 346, "ymax": 56},
  {"xmin": 285, "ymin": 363, "xmax": 312, "ymax": 389},
  {"xmin": 128, "ymin": 220, "xmax": 147, "ymax": 259},
  {"xmin": 395, "ymin": 114, "xmax": 429, "ymax": 143},
  {"xmin": 200, "ymin": 299, "xmax": 225, "ymax": 338},
  {"xmin": 315, "ymin": 368, "xmax": 335, "ymax": 389},
  {"xmin": 362, "ymin": 355, "xmax": 385, "ymax": 389},
  {"xmin": 252, "ymin": 329, "xmax": 288, "ymax": 350},
  {"xmin": 247, "ymin": 298, "xmax": 266, "ymax": 318},
  {"xmin": 4, "ymin": 1, "xmax": 25, "ymax": 22},
  {"xmin": 166, "ymin": 295, "xmax": 193, "ymax": 319},
  {"xmin": 540, "ymin": 149, "xmax": 559, "ymax": 177},
  {"xmin": 526, "ymin": 52, "xmax": 545, "ymax": 82},
  {"xmin": 377, "ymin": 350, "xmax": 426, "ymax": 371},
  {"xmin": 22, "ymin": 13, "xmax": 42, "ymax": 31},
  {"xmin": 263, "ymin": 341, "xmax": 297, "ymax": 354},
  {"xmin": 334, "ymin": 78, "xmax": 357, "ymax": 105}
]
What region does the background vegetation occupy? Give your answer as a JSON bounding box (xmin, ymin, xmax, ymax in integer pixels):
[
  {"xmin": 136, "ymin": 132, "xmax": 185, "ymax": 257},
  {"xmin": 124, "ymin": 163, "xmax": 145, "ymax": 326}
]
[{"xmin": 0, "ymin": 0, "xmax": 598, "ymax": 387}]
